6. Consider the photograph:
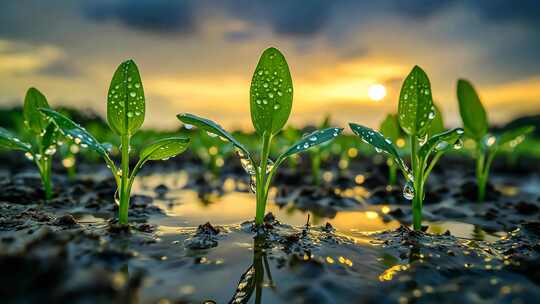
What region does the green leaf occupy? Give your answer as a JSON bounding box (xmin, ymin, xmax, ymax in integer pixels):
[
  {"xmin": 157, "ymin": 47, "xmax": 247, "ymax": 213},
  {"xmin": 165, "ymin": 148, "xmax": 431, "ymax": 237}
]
[
  {"xmin": 140, "ymin": 137, "xmax": 190, "ymax": 161},
  {"xmin": 429, "ymin": 103, "xmax": 445, "ymax": 135},
  {"xmin": 398, "ymin": 66, "xmax": 434, "ymax": 136},
  {"xmin": 419, "ymin": 128, "xmax": 464, "ymax": 159},
  {"xmin": 250, "ymin": 47, "xmax": 293, "ymax": 135},
  {"xmin": 457, "ymin": 79, "xmax": 488, "ymax": 140},
  {"xmin": 107, "ymin": 59, "xmax": 145, "ymax": 136},
  {"xmin": 349, "ymin": 123, "xmax": 406, "ymax": 170},
  {"xmin": 0, "ymin": 127, "xmax": 31, "ymax": 152},
  {"xmin": 24, "ymin": 87, "xmax": 50, "ymax": 134},
  {"xmin": 279, "ymin": 127, "xmax": 343, "ymax": 159},
  {"xmin": 496, "ymin": 125, "xmax": 535, "ymax": 147},
  {"xmin": 39, "ymin": 108, "xmax": 108, "ymax": 157},
  {"xmin": 177, "ymin": 113, "xmax": 252, "ymax": 161},
  {"xmin": 41, "ymin": 122, "xmax": 58, "ymax": 150},
  {"xmin": 379, "ymin": 114, "xmax": 401, "ymax": 142}
]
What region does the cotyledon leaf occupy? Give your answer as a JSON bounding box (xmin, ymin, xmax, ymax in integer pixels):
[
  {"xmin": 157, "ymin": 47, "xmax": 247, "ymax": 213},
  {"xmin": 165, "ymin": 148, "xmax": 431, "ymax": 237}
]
[
  {"xmin": 139, "ymin": 137, "xmax": 190, "ymax": 162},
  {"xmin": 279, "ymin": 127, "xmax": 343, "ymax": 160},
  {"xmin": 39, "ymin": 108, "xmax": 108, "ymax": 157},
  {"xmin": 457, "ymin": 79, "xmax": 488, "ymax": 141},
  {"xmin": 419, "ymin": 128, "xmax": 464, "ymax": 159},
  {"xmin": 496, "ymin": 125, "xmax": 535, "ymax": 147},
  {"xmin": 250, "ymin": 47, "xmax": 293, "ymax": 136},
  {"xmin": 24, "ymin": 87, "xmax": 50, "ymax": 134},
  {"xmin": 0, "ymin": 127, "xmax": 31, "ymax": 152},
  {"xmin": 398, "ymin": 66, "xmax": 434, "ymax": 136},
  {"xmin": 349, "ymin": 123, "xmax": 407, "ymax": 171},
  {"xmin": 177, "ymin": 113, "xmax": 253, "ymax": 163},
  {"xmin": 107, "ymin": 59, "xmax": 145, "ymax": 136}
]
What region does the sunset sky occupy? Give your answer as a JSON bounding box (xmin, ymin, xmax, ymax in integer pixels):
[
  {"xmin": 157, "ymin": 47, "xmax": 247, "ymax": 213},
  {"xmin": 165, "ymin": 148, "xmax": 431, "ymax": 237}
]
[{"xmin": 1, "ymin": 1, "xmax": 539, "ymax": 131}]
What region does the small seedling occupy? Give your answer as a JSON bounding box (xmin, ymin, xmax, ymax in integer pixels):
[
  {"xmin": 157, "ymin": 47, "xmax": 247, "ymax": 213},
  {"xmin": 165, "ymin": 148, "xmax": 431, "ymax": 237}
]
[
  {"xmin": 457, "ymin": 79, "xmax": 534, "ymax": 202},
  {"xmin": 0, "ymin": 88, "xmax": 59, "ymax": 200},
  {"xmin": 350, "ymin": 66, "xmax": 464, "ymax": 230},
  {"xmin": 40, "ymin": 60, "xmax": 190, "ymax": 224},
  {"xmin": 178, "ymin": 47, "xmax": 343, "ymax": 226}
]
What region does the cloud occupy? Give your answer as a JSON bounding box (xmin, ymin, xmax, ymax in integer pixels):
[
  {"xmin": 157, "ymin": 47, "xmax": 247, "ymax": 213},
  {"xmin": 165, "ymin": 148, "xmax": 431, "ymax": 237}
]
[
  {"xmin": 83, "ymin": 0, "xmax": 196, "ymax": 34},
  {"xmin": 0, "ymin": 40, "xmax": 65, "ymax": 75}
]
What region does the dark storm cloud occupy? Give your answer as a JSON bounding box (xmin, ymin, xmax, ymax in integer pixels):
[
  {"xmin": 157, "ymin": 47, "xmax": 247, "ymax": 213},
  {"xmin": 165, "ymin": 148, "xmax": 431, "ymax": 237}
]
[{"xmin": 83, "ymin": 0, "xmax": 196, "ymax": 34}]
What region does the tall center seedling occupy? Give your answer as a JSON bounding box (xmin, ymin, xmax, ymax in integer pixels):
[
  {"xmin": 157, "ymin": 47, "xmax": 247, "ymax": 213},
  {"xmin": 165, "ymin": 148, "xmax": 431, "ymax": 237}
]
[
  {"xmin": 178, "ymin": 47, "xmax": 343, "ymax": 226},
  {"xmin": 349, "ymin": 66, "xmax": 464, "ymax": 230},
  {"xmin": 40, "ymin": 60, "xmax": 190, "ymax": 224}
]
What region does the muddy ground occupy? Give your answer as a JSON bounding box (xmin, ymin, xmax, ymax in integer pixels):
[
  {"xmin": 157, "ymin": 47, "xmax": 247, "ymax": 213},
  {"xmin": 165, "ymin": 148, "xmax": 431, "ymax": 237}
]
[{"xmin": 0, "ymin": 153, "xmax": 539, "ymax": 303}]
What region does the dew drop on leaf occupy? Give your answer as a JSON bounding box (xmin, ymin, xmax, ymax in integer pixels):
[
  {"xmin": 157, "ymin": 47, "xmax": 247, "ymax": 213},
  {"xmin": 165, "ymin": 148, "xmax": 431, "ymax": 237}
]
[{"xmin": 403, "ymin": 181, "xmax": 415, "ymax": 200}]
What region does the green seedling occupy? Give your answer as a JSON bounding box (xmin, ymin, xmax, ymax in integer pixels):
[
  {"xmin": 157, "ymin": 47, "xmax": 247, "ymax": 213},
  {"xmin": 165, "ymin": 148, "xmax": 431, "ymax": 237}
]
[
  {"xmin": 40, "ymin": 60, "xmax": 190, "ymax": 224},
  {"xmin": 0, "ymin": 88, "xmax": 59, "ymax": 200},
  {"xmin": 178, "ymin": 47, "xmax": 343, "ymax": 226},
  {"xmin": 350, "ymin": 66, "xmax": 464, "ymax": 230},
  {"xmin": 457, "ymin": 79, "xmax": 535, "ymax": 202}
]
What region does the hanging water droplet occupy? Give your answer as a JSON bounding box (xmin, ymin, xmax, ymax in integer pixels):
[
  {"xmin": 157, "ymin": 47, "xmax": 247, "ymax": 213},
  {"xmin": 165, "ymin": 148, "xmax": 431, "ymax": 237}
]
[
  {"xmin": 435, "ymin": 141, "xmax": 448, "ymax": 151},
  {"xmin": 483, "ymin": 135, "xmax": 496, "ymax": 147},
  {"xmin": 453, "ymin": 139, "xmax": 463, "ymax": 150},
  {"xmin": 25, "ymin": 152, "xmax": 34, "ymax": 161},
  {"xmin": 456, "ymin": 128, "xmax": 464, "ymax": 135},
  {"xmin": 418, "ymin": 133, "xmax": 428, "ymax": 146},
  {"xmin": 403, "ymin": 181, "xmax": 415, "ymax": 200}
]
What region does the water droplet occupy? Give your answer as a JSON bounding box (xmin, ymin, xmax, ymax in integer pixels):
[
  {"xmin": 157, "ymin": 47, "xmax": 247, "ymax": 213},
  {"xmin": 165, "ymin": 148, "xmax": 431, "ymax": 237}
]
[
  {"xmin": 418, "ymin": 133, "xmax": 428, "ymax": 146},
  {"xmin": 74, "ymin": 137, "xmax": 82, "ymax": 145},
  {"xmin": 428, "ymin": 111, "xmax": 435, "ymax": 120},
  {"xmin": 268, "ymin": 93, "xmax": 274, "ymax": 98},
  {"xmin": 453, "ymin": 139, "xmax": 463, "ymax": 150},
  {"xmin": 303, "ymin": 143, "xmax": 310, "ymax": 149},
  {"xmin": 309, "ymin": 136, "xmax": 317, "ymax": 142},
  {"xmin": 135, "ymin": 83, "xmax": 140, "ymax": 88},
  {"xmin": 375, "ymin": 147, "xmax": 382, "ymax": 153},
  {"xmin": 25, "ymin": 152, "xmax": 34, "ymax": 161},
  {"xmin": 273, "ymin": 104, "xmax": 280, "ymax": 110},
  {"xmin": 403, "ymin": 181, "xmax": 415, "ymax": 200},
  {"xmin": 127, "ymin": 112, "xmax": 134, "ymax": 118},
  {"xmin": 483, "ymin": 135, "xmax": 496, "ymax": 147},
  {"xmin": 206, "ymin": 131, "xmax": 218, "ymax": 138},
  {"xmin": 117, "ymin": 169, "xmax": 123, "ymax": 176},
  {"xmin": 435, "ymin": 141, "xmax": 448, "ymax": 151},
  {"xmin": 456, "ymin": 128, "xmax": 464, "ymax": 135},
  {"xmin": 263, "ymin": 83, "xmax": 268, "ymax": 88},
  {"xmin": 45, "ymin": 146, "xmax": 57, "ymax": 156},
  {"xmin": 130, "ymin": 91, "xmax": 136, "ymax": 97},
  {"xmin": 256, "ymin": 99, "xmax": 261, "ymax": 105}
]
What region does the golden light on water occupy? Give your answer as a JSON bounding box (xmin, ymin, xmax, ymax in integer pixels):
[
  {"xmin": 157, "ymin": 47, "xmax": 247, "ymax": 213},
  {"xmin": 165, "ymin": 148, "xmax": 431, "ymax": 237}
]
[{"xmin": 367, "ymin": 84, "xmax": 386, "ymax": 101}]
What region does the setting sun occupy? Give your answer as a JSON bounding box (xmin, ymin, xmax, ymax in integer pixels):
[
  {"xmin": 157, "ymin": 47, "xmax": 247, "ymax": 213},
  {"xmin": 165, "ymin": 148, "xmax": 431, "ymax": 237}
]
[{"xmin": 368, "ymin": 84, "xmax": 386, "ymax": 101}]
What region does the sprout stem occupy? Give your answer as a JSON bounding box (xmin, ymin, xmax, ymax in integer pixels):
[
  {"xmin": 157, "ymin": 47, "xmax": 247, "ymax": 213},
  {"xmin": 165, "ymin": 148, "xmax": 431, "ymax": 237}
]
[
  {"xmin": 119, "ymin": 134, "xmax": 131, "ymax": 224},
  {"xmin": 411, "ymin": 135, "xmax": 423, "ymax": 230}
]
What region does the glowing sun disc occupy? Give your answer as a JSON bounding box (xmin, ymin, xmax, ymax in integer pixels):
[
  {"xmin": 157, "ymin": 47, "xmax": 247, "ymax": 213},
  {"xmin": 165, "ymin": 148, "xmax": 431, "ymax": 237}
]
[{"xmin": 368, "ymin": 84, "xmax": 386, "ymax": 101}]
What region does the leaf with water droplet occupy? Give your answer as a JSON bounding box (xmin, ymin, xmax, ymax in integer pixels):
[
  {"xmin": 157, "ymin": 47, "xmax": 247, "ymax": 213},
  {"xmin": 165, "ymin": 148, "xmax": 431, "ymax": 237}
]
[
  {"xmin": 349, "ymin": 123, "xmax": 407, "ymax": 169},
  {"xmin": 429, "ymin": 103, "xmax": 445, "ymax": 136},
  {"xmin": 39, "ymin": 108, "xmax": 108, "ymax": 157},
  {"xmin": 457, "ymin": 79, "xmax": 488, "ymax": 141},
  {"xmin": 107, "ymin": 59, "xmax": 145, "ymax": 135},
  {"xmin": 250, "ymin": 47, "xmax": 293, "ymax": 135},
  {"xmin": 419, "ymin": 128, "xmax": 464, "ymax": 159},
  {"xmin": 398, "ymin": 66, "xmax": 433, "ymax": 136},
  {"xmin": 139, "ymin": 137, "xmax": 190, "ymax": 162},
  {"xmin": 24, "ymin": 87, "xmax": 50, "ymax": 134},
  {"xmin": 41, "ymin": 122, "xmax": 58, "ymax": 151},
  {"xmin": 496, "ymin": 125, "xmax": 534, "ymax": 147},
  {"xmin": 279, "ymin": 127, "xmax": 343, "ymax": 160},
  {"xmin": 177, "ymin": 113, "xmax": 253, "ymax": 164},
  {"xmin": 0, "ymin": 127, "xmax": 32, "ymax": 152}
]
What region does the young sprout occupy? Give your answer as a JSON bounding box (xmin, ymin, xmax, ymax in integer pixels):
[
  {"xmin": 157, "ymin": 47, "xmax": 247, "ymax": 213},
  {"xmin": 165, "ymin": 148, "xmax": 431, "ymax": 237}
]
[
  {"xmin": 457, "ymin": 79, "xmax": 535, "ymax": 202},
  {"xmin": 0, "ymin": 88, "xmax": 59, "ymax": 200},
  {"xmin": 349, "ymin": 66, "xmax": 464, "ymax": 230},
  {"xmin": 178, "ymin": 47, "xmax": 343, "ymax": 226},
  {"xmin": 40, "ymin": 60, "xmax": 190, "ymax": 224}
]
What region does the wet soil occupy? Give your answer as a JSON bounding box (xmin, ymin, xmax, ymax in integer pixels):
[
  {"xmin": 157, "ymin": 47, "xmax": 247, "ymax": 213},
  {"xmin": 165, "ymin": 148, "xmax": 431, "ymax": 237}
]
[{"xmin": 1, "ymin": 154, "xmax": 540, "ymax": 303}]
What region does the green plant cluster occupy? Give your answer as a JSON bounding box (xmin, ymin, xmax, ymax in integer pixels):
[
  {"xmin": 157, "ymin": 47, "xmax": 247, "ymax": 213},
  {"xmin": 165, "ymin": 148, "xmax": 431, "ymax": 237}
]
[{"xmin": 0, "ymin": 47, "xmax": 535, "ymax": 230}]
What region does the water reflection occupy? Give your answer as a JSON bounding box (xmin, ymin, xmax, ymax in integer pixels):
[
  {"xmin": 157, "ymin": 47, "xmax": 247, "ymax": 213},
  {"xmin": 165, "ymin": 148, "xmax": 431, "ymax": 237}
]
[{"xmin": 229, "ymin": 235, "xmax": 273, "ymax": 304}]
